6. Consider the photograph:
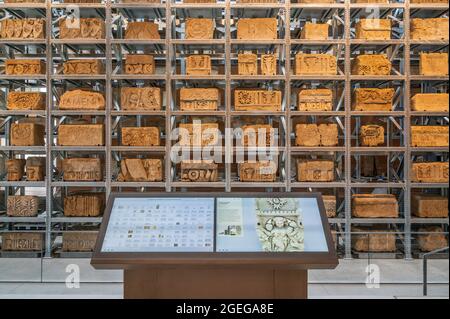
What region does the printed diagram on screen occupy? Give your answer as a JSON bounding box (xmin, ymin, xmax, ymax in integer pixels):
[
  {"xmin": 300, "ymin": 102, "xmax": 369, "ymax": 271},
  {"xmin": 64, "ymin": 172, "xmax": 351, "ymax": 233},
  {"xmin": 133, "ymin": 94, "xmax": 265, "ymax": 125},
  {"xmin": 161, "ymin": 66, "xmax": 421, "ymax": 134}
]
[{"xmin": 217, "ymin": 197, "xmax": 244, "ymax": 237}]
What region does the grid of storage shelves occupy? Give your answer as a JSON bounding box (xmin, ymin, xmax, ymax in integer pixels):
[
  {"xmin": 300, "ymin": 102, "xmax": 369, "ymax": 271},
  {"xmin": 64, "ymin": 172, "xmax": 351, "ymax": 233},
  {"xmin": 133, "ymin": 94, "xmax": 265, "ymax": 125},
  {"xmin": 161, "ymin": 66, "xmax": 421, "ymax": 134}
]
[{"xmin": 0, "ymin": 0, "xmax": 448, "ymax": 259}]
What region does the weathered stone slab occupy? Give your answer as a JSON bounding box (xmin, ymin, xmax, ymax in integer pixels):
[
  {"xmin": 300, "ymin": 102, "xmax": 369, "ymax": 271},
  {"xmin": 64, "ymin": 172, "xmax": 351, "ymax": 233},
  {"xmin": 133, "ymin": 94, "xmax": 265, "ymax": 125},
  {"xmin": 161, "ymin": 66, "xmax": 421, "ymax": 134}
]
[
  {"xmin": 121, "ymin": 87, "xmax": 161, "ymax": 110},
  {"xmin": 355, "ymin": 19, "xmax": 391, "ymax": 40},
  {"xmin": 4, "ymin": 0, "xmax": 45, "ymax": 3},
  {"xmin": 352, "ymin": 88, "xmax": 394, "ymax": 111},
  {"xmin": 62, "ymin": 231, "xmax": 98, "ymax": 252},
  {"xmin": 63, "ymin": 59, "xmax": 103, "ymax": 74},
  {"xmin": 59, "ymin": 90, "xmax": 105, "ymax": 110},
  {"xmin": 180, "ymin": 88, "xmax": 219, "ymax": 111},
  {"xmin": 241, "ymin": 124, "xmax": 274, "ymax": 147},
  {"xmin": 238, "ymin": 53, "xmax": 257, "ymax": 75},
  {"xmin": 180, "ymin": 160, "xmax": 218, "ymax": 182},
  {"xmin": 117, "ymin": 159, "xmax": 163, "ymax": 182},
  {"xmin": 419, "ymin": 53, "xmax": 448, "ymax": 76},
  {"xmin": 298, "ymin": 0, "xmax": 335, "ymax": 2},
  {"xmin": 10, "ymin": 123, "xmax": 45, "ymax": 146},
  {"xmin": 62, "ymin": 158, "xmax": 103, "ymax": 181},
  {"xmin": 125, "ymin": 22, "xmax": 160, "ymax": 39},
  {"xmin": 186, "ymin": 55, "xmax": 211, "ymax": 75},
  {"xmin": 417, "ymin": 226, "xmax": 448, "ymax": 252},
  {"xmin": 7, "ymin": 92, "xmax": 45, "ymax": 110},
  {"xmin": 7, "ymin": 196, "xmax": 39, "ymax": 217},
  {"xmin": 322, "ymin": 195, "xmax": 336, "ymax": 218},
  {"xmin": 121, "ymin": 127, "xmax": 160, "ymax": 146},
  {"xmin": 260, "ymin": 54, "xmax": 277, "ymax": 75},
  {"xmin": 352, "ymin": 54, "xmax": 391, "ymax": 75},
  {"xmin": 411, "ymin": 162, "xmax": 449, "ymax": 183},
  {"xmin": 1, "ymin": 233, "xmax": 43, "ymax": 251},
  {"xmin": 124, "ymin": 54, "xmax": 155, "ymax": 74},
  {"xmin": 59, "ymin": 18, "xmax": 104, "ymax": 39},
  {"xmin": 297, "ymin": 159, "xmax": 334, "ymax": 182},
  {"xmin": 295, "ymin": 54, "xmax": 337, "ymax": 75},
  {"xmin": 239, "ymin": 161, "xmax": 277, "ymax": 182},
  {"xmin": 410, "ymin": 0, "xmax": 448, "ymax": 3},
  {"xmin": 179, "ymin": 123, "xmax": 220, "ymax": 146},
  {"xmin": 6, "ymin": 159, "xmax": 25, "ymax": 181},
  {"xmin": 0, "ymin": 18, "xmax": 45, "ymax": 39},
  {"xmin": 411, "ymin": 126, "xmax": 449, "ymax": 147},
  {"xmin": 412, "ymin": 194, "xmax": 448, "ymax": 218},
  {"xmin": 234, "ymin": 89, "xmax": 282, "ymax": 111},
  {"xmin": 26, "ymin": 157, "xmax": 45, "ymax": 181},
  {"xmin": 58, "ymin": 124, "xmax": 105, "ymax": 146},
  {"xmin": 64, "ymin": 193, "xmax": 104, "ymax": 217},
  {"xmin": 6, "ymin": 59, "xmax": 45, "ymax": 75},
  {"xmin": 295, "ymin": 124, "xmax": 338, "ymax": 147},
  {"xmin": 352, "ymin": 194, "xmax": 398, "ymax": 218},
  {"xmin": 185, "ymin": 19, "xmax": 214, "ymax": 39},
  {"xmin": 298, "ymin": 89, "xmax": 333, "ymax": 111},
  {"xmin": 237, "ymin": 18, "xmax": 277, "ymax": 40},
  {"xmin": 300, "ymin": 22, "xmax": 329, "ymax": 40},
  {"xmin": 411, "ymin": 93, "xmax": 449, "ymax": 112},
  {"xmin": 360, "ymin": 125, "xmax": 385, "ymax": 147},
  {"xmin": 352, "ymin": 228, "xmax": 396, "ymax": 252},
  {"xmin": 411, "ymin": 18, "xmax": 449, "ymax": 41}
]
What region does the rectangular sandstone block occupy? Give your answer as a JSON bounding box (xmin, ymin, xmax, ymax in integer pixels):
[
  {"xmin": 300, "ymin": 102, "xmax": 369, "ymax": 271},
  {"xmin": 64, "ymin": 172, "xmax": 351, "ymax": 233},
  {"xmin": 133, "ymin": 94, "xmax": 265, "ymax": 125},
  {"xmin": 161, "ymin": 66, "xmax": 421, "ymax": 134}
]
[
  {"xmin": 239, "ymin": 161, "xmax": 277, "ymax": 182},
  {"xmin": 234, "ymin": 89, "xmax": 282, "ymax": 111},
  {"xmin": 237, "ymin": 18, "xmax": 277, "ymax": 40},
  {"xmin": 410, "ymin": 0, "xmax": 448, "ymax": 3},
  {"xmin": 352, "ymin": 88, "xmax": 394, "ymax": 111},
  {"xmin": 300, "ymin": 22, "xmax": 329, "ymax": 40},
  {"xmin": 121, "ymin": 127, "xmax": 160, "ymax": 146},
  {"xmin": 238, "ymin": 53, "xmax": 257, "ymax": 75},
  {"xmin": 297, "ymin": 159, "xmax": 334, "ymax": 182},
  {"xmin": 62, "ymin": 231, "xmax": 98, "ymax": 252},
  {"xmin": 354, "ymin": 0, "xmax": 389, "ymax": 2},
  {"xmin": 412, "ymin": 195, "xmax": 448, "ymax": 218},
  {"xmin": 352, "ymin": 228, "xmax": 396, "ymax": 252},
  {"xmin": 180, "ymin": 160, "xmax": 218, "ymax": 182},
  {"xmin": 6, "ymin": 159, "xmax": 25, "ymax": 181},
  {"xmin": 295, "ymin": 124, "xmax": 338, "ymax": 147},
  {"xmin": 63, "ymin": 59, "xmax": 103, "ymax": 75},
  {"xmin": 411, "ymin": 93, "xmax": 449, "ymax": 112},
  {"xmin": 360, "ymin": 125, "xmax": 385, "ymax": 147},
  {"xmin": 411, "ymin": 126, "xmax": 449, "ymax": 147},
  {"xmin": 180, "ymin": 88, "xmax": 219, "ymax": 111},
  {"xmin": 7, "ymin": 195, "xmax": 39, "ymax": 217},
  {"xmin": 260, "ymin": 54, "xmax": 277, "ymax": 76},
  {"xmin": 184, "ymin": 0, "xmax": 217, "ymax": 2},
  {"xmin": 322, "ymin": 195, "xmax": 336, "ymax": 218},
  {"xmin": 241, "ymin": 124, "xmax": 274, "ymax": 147},
  {"xmin": 185, "ymin": 19, "xmax": 214, "ymax": 39},
  {"xmin": 355, "ymin": 19, "xmax": 391, "ymax": 40},
  {"xmin": 0, "ymin": 18, "xmax": 45, "ymax": 39},
  {"xmin": 58, "ymin": 124, "xmax": 105, "ymax": 146},
  {"xmin": 179, "ymin": 123, "xmax": 220, "ymax": 146},
  {"xmin": 59, "ymin": 18, "xmax": 104, "ymax": 39},
  {"xmin": 6, "ymin": 59, "xmax": 45, "ymax": 75},
  {"xmin": 26, "ymin": 157, "xmax": 45, "ymax": 181},
  {"xmin": 59, "ymin": 90, "xmax": 105, "ymax": 110},
  {"xmin": 186, "ymin": 55, "xmax": 211, "ymax": 75},
  {"xmin": 10, "ymin": 123, "xmax": 45, "ymax": 146},
  {"xmin": 295, "ymin": 54, "xmax": 337, "ymax": 75},
  {"xmin": 411, "ymin": 18, "xmax": 449, "ymax": 41},
  {"xmin": 417, "ymin": 227, "xmax": 448, "ymax": 252},
  {"xmin": 124, "ymin": 54, "xmax": 155, "ymax": 74},
  {"xmin": 64, "ymin": 193, "xmax": 104, "ymax": 217},
  {"xmin": 125, "ymin": 21, "xmax": 160, "ymax": 39},
  {"xmin": 121, "ymin": 87, "xmax": 161, "ymax": 110},
  {"xmin": 352, "ymin": 194, "xmax": 398, "ymax": 218},
  {"xmin": 419, "ymin": 53, "xmax": 448, "ymax": 76},
  {"xmin": 1, "ymin": 233, "xmax": 43, "ymax": 251},
  {"xmin": 7, "ymin": 92, "xmax": 45, "ymax": 110},
  {"xmin": 238, "ymin": 0, "xmax": 278, "ymax": 2},
  {"xmin": 4, "ymin": 0, "xmax": 46, "ymax": 3},
  {"xmin": 117, "ymin": 159, "xmax": 163, "ymax": 182},
  {"xmin": 298, "ymin": 89, "xmax": 333, "ymax": 111},
  {"xmin": 411, "ymin": 162, "xmax": 449, "ymax": 183},
  {"xmin": 298, "ymin": 0, "xmax": 335, "ymax": 2},
  {"xmin": 62, "ymin": 158, "xmax": 103, "ymax": 181},
  {"xmin": 352, "ymin": 54, "xmax": 391, "ymax": 75}
]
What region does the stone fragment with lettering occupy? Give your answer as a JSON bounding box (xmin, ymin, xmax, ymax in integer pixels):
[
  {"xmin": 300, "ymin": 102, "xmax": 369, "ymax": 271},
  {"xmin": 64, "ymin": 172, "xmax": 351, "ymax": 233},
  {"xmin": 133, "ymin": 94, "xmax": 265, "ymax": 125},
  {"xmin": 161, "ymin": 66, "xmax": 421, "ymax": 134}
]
[
  {"xmin": 239, "ymin": 161, "xmax": 277, "ymax": 182},
  {"xmin": 121, "ymin": 127, "xmax": 160, "ymax": 146},
  {"xmin": 64, "ymin": 193, "xmax": 104, "ymax": 217},
  {"xmin": 241, "ymin": 124, "xmax": 274, "ymax": 147},
  {"xmin": 62, "ymin": 158, "xmax": 103, "ymax": 181},
  {"xmin": 186, "ymin": 55, "xmax": 211, "ymax": 75},
  {"xmin": 26, "ymin": 157, "xmax": 45, "ymax": 181},
  {"xmin": 180, "ymin": 160, "xmax": 218, "ymax": 182},
  {"xmin": 411, "ymin": 93, "xmax": 449, "ymax": 112},
  {"xmin": 411, "ymin": 126, "xmax": 449, "ymax": 147},
  {"xmin": 124, "ymin": 55, "xmax": 155, "ymax": 74},
  {"xmin": 355, "ymin": 19, "xmax": 391, "ymax": 40},
  {"xmin": 185, "ymin": 19, "xmax": 214, "ymax": 39},
  {"xmin": 1, "ymin": 233, "xmax": 43, "ymax": 251},
  {"xmin": 295, "ymin": 54, "xmax": 337, "ymax": 75},
  {"xmin": 125, "ymin": 22, "xmax": 160, "ymax": 39},
  {"xmin": 411, "ymin": 18, "xmax": 449, "ymax": 41},
  {"xmin": 117, "ymin": 159, "xmax": 163, "ymax": 182},
  {"xmin": 179, "ymin": 123, "xmax": 220, "ymax": 146},
  {"xmin": 360, "ymin": 125, "xmax": 384, "ymax": 146},
  {"xmin": 295, "ymin": 124, "xmax": 338, "ymax": 147},
  {"xmin": 419, "ymin": 53, "xmax": 448, "ymax": 76},
  {"xmin": 300, "ymin": 22, "xmax": 329, "ymax": 40},
  {"xmin": 298, "ymin": 89, "xmax": 332, "ymax": 111},
  {"xmin": 7, "ymin": 195, "xmax": 39, "ymax": 217},
  {"xmin": 10, "ymin": 123, "xmax": 45, "ymax": 146},
  {"xmin": 58, "ymin": 124, "xmax": 105, "ymax": 146},
  {"xmin": 59, "ymin": 90, "xmax": 105, "ymax": 110},
  {"xmin": 237, "ymin": 18, "xmax": 277, "ymax": 40},
  {"xmin": 6, "ymin": 159, "xmax": 25, "ymax": 181},
  {"xmin": 7, "ymin": 92, "xmax": 45, "ymax": 110},
  {"xmin": 411, "ymin": 162, "xmax": 449, "ymax": 183},
  {"xmin": 0, "ymin": 18, "xmax": 45, "ymax": 39},
  {"xmin": 234, "ymin": 89, "xmax": 282, "ymax": 111},
  {"xmin": 238, "ymin": 53, "xmax": 257, "ymax": 75},
  {"xmin": 59, "ymin": 18, "xmax": 105, "ymax": 39},
  {"xmin": 297, "ymin": 159, "xmax": 334, "ymax": 182},
  {"xmin": 62, "ymin": 232, "xmax": 98, "ymax": 252},
  {"xmin": 6, "ymin": 59, "xmax": 45, "ymax": 75},
  {"xmin": 63, "ymin": 59, "xmax": 103, "ymax": 74},
  {"xmin": 352, "ymin": 54, "xmax": 391, "ymax": 76},
  {"xmin": 121, "ymin": 87, "xmax": 161, "ymax": 110},
  {"xmin": 352, "ymin": 88, "xmax": 394, "ymax": 111},
  {"xmin": 180, "ymin": 88, "xmax": 219, "ymax": 111}
]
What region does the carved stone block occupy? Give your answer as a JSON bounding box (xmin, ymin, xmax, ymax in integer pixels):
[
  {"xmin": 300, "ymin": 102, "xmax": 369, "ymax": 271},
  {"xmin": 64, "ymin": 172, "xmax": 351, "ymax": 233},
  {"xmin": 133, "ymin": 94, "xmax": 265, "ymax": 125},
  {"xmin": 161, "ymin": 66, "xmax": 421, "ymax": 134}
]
[
  {"xmin": 180, "ymin": 88, "xmax": 219, "ymax": 111},
  {"xmin": 260, "ymin": 54, "xmax": 277, "ymax": 76},
  {"xmin": 59, "ymin": 18, "xmax": 104, "ymax": 39},
  {"xmin": 352, "ymin": 194, "xmax": 399, "ymax": 218},
  {"xmin": 238, "ymin": 53, "xmax": 257, "ymax": 75},
  {"xmin": 185, "ymin": 19, "xmax": 214, "ymax": 39},
  {"xmin": 360, "ymin": 125, "xmax": 385, "ymax": 146},
  {"xmin": 6, "ymin": 59, "xmax": 45, "ymax": 75},
  {"xmin": 419, "ymin": 53, "xmax": 448, "ymax": 76},
  {"xmin": 298, "ymin": 89, "xmax": 333, "ymax": 111},
  {"xmin": 186, "ymin": 55, "xmax": 211, "ymax": 75},
  {"xmin": 184, "ymin": 0, "xmax": 216, "ymax": 2},
  {"xmin": 297, "ymin": 159, "xmax": 334, "ymax": 182},
  {"xmin": 354, "ymin": 0, "xmax": 389, "ymax": 2},
  {"xmin": 1, "ymin": 233, "xmax": 43, "ymax": 251},
  {"xmin": 352, "ymin": 54, "xmax": 391, "ymax": 75},
  {"xmin": 241, "ymin": 124, "xmax": 274, "ymax": 147},
  {"xmin": 411, "ymin": 126, "xmax": 449, "ymax": 147},
  {"xmin": 7, "ymin": 196, "xmax": 39, "ymax": 217},
  {"xmin": 352, "ymin": 228, "xmax": 396, "ymax": 252},
  {"xmin": 295, "ymin": 124, "xmax": 338, "ymax": 147},
  {"xmin": 121, "ymin": 127, "xmax": 160, "ymax": 146},
  {"xmin": 62, "ymin": 158, "xmax": 103, "ymax": 181},
  {"xmin": 63, "ymin": 59, "xmax": 103, "ymax": 75},
  {"xmin": 295, "ymin": 54, "xmax": 337, "ymax": 75},
  {"xmin": 355, "ymin": 19, "xmax": 391, "ymax": 40},
  {"xmin": 58, "ymin": 124, "xmax": 105, "ymax": 146},
  {"xmin": 180, "ymin": 160, "xmax": 218, "ymax": 182},
  {"xmin": 59, "ymin": 90, "xmax": 105, "ymax": 110},
  {"xmin": 6, "ymin": 159, "xmax": 25, "ymax": 181},
  {"xmin": 64, "ymin": 193, "xmax": 104, "ymax": 217},
  {"xmin": 4, "ymin": 0, "xmax": 46, "ymax": 3},
  {"xmin": 410, "ymin": 0, "xmax": 448, "ymax": 3},
  {"xmin": 121, "ymin": 87, "xmax": 161, "ymax": 110},
  {"xmin": 300, "ymin": 22, "xmax": 329, "ymax": 40},
  {"xmin": 237, "ymin": 18, "xmax": 277, "ymax": 40},
  {"xmin": 411, "ymin": 162, "xmax": 449, "ymax": 183},
  {"xmin": 125, "ymin": 22, "xmax": 160, "ymax": 39},
  {"xmin": 62, "ymin": 231, "xmax": 98, "ymax": 252},
  {"xmin": 417, "ymin": 227, "xmax": 448, "ymax": 252},
  {"xmin": 26, "ymin": 157, "xmax": 45, "ymax": 181},
  {"xmin": 124, "ymin": 55, "xmax": 155, "ymax": 74},
  {"xmin": 298, "ymin": 0, "xmax": 334, "ymax": 2},
  {"xmin": 411, "ymin": 18, "xmax": 449, "ymax": 41},
  {"xmin": 322, "ymin": 195, "xmax": 336, "ymax": 218},
  {"xmin": 412, "ymin": 195, "xmax": 448, "ymax": 218},
  {"xmin": 7, "ymin": 92, "xmax": 45, "ymax": 110},
  {"xmin": 121, "ymin": 0, "xmax": 161, "ymax": 2},
  {"xmin": 179, "ymin": 123, "xmax": 219, "ymax": 146},
  {"xmin": 0, "ymin": 18, "xmax": 45, "ymax": 39},
  {"xmin": 117, "ymin": 159, "xmax": 163, "ymax": 182},
  {"xmin": 10, "ymin": 123, "xmax": 45, "ymax": 146},
  {"xmin": 238, "ymin": 0, "xmax": 277, "ymax": 2},
  {"xmin": 239, "ymin": 161, "xmax": 277, "ymax": 182},
  {"xmin": 234, "ymin": 89, "xmax": 282, "ymax": 111},
  {"xmin": 360, "ymin": 156, "xmax": 387, "ymax": 177},
  {"xmin": 411, "ymin": 93, "xmax": 449, "ymax": 112},
  {"xmin": 352, "ymin": 88, "xmax": 394, "ymax": 111}
]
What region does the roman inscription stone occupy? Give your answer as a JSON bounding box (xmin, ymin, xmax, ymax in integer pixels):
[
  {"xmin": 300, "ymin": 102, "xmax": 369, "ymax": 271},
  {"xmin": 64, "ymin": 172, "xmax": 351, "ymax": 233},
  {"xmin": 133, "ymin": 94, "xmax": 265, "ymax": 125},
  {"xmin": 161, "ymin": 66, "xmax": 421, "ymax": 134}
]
[
  {"xmin": 117, "ymin": 159, "xmax": 163, "ymax": 182},
  {"xmin": 411, "ymin": 162, "xmax": 449, "ymax": 183},
  {"xmin": 180, "ymin": 88, "xmax": 219, "ymax": 111},
  {"xmin": 58, "ymin": 124, "xmax": 105, "ymax": 146},
  {"xmin": 64, "ymin": 193, "xmax": 104, "ymax": 217},
  {"xmin": 62, "ymin": 158, "xmax": 103, "ymax": 181},
  {"xmin": 239, "ymin": 161, "xmax": 277, "ymax": 182},
  {"xmin": 360, "ymin": 125, "xmax": 385, "ymax": 146},
  {"xmin": 411, "ymin": 93, "xmax": 449, "ymax": 112},
  {"xmin": 7, "ymin": 196, "xmax": 39, "ymax": 217},
  {"xmin": 298, "ymin": 89, "xmax": 333, "ymax": 111},
  {"xmin": 121, "ymin": 87, "xmax": 161, "ymax": 110},
  {"xmin": 352, "ymin": 194, "xmax": 399, "ymax": 218},
  {"xmin": 185, "ymin": 19, "xmax": 214, "ymax": 39},
  {"xmin": 0, "ymin": 18, "xmax": 45, "ymax": 39},
  {"xmin": 411, "ymin": 18, "xmax": 449, "ymax": 41},
  {"xmin": 125, "ymin": 22, "xmax": 160, "ymax": 39},
  {"xmin": 352, "ymin": 88, "xmax": 394, "ymax": 111},
  {"xmin": 355, "ymin": 19, "xmax": 391, "ymax": 40},
  {"xmin": 179, "ymin": 123, "xmax": 220, "ymax": 146},
  {"xmin": 6, "ymin": 59, "xmax": 45, "ymax": 75},
  {"xmin": 26, "ymin": 157, "xmax": 45, "ymax": 181},
  {"xmin": 59, "ymin": 18, "xmax": 105, "ymax": 39},
  {"xmin": 295, "ymin": 54, "xmax": 337, "ymax": 75},
  {"xmin": 121, "ymin": 127, "xmax": 160, "ymax": 146},
  {"xmin": 295, "ymin": 124, "xmax": 338, "ymax": 147},
  {"xmin": 241, "ymin": 124, "xmax": 274, "ymax": 147},
  {"xmin": 352, "ymin": 54, "xmax": 391, "ymax": 76},
  {"xmin": 124, "ymin": 55, "xmax": 155, "ymax": 74},
  {"xmin": 10, "ymin": 123, "xmax": 45, "ymax": 146},
  {"xmin": 234, "ymin": 89, "xmax": 282, "ymax": 111},
  {"xmin": 411, "ymin": 126, "xmax": 449, "ymax": 147},
  {"xmin": 419, "ymin": 53, "xmax": 448, "ymax": 76},
  {"xmin": 6, "ymin": 159, "xmax": 25, "ymax": 181},
  {"xmin": 297, "ymin": 159, "xmax": 334, "ymax": 182},
  {"xmin": 237, "ymin": 18, "xmax": 277, "ymax": 40},
  {"xmin": 1, "ymin": 233, "xmax": 43, "ymax": 251},
  {"xmin": 238, "ymin": 53, "xmax": 257, "ymax": 75},
  {"xmin": 7, "ymin": 92, "xmax": 45, "ymax": 110},
  {"xmin": 180, "ymin": 160, "xmax": 218, "ymax": 182},
  {"xmin": 62, "ymin": 232, "xmax": 98, "ymax": 252},
  {"xmin": 300, "ymin": 22, "xmax": 329, "ymax": 40},
  {"xmin": 186, "ymin": 55, "xmax": 211, "ymax": 75},
  {"xmin": 63, "ymin": 59, "xmax": 103, "ymax": 74},
  {"xmin": 59, "ymin": 90, "xmax": 105, "ymax": 110}
]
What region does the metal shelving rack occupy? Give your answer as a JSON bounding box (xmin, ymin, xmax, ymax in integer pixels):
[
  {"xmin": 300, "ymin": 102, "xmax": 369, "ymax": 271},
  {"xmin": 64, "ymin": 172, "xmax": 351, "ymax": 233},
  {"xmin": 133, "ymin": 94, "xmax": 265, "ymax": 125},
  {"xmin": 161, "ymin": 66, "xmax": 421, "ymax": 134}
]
[{"xmin": 0, "ymin": 0, "xmax": 448, "ymax": 259}]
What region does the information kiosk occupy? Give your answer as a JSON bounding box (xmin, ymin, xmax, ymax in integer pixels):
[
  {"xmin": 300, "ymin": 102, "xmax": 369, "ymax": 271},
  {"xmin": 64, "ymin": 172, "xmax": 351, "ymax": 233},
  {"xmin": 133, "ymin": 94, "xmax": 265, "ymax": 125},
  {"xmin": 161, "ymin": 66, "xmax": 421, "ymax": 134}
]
[{"xmin": 91, "ymin": 192, "xmax": 338, "ymax": 299}]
